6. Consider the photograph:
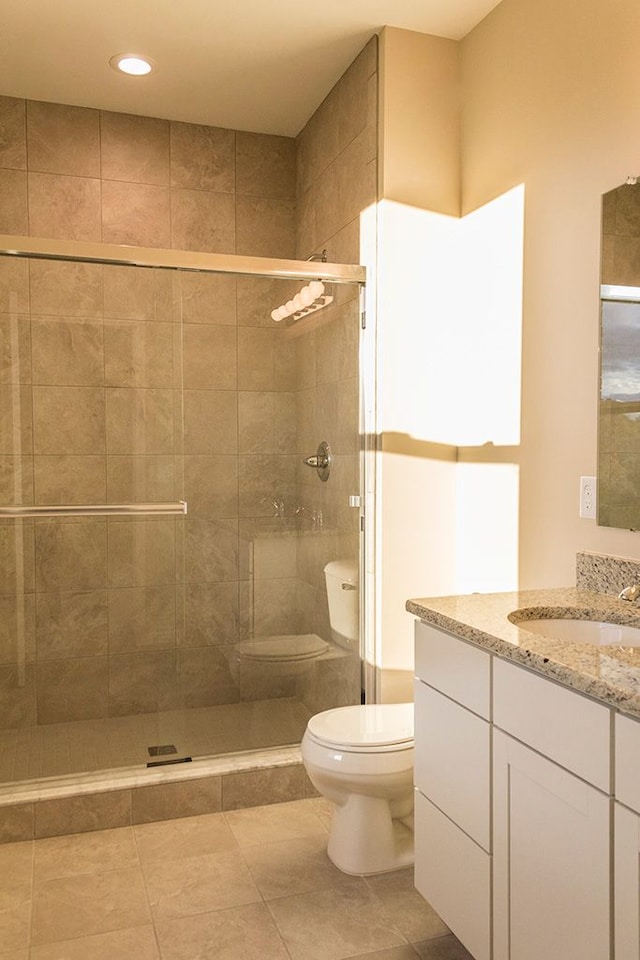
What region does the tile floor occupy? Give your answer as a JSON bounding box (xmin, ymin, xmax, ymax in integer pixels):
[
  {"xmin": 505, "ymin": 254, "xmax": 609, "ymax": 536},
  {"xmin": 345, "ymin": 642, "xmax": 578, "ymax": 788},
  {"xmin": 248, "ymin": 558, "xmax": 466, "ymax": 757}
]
[
  {"xmin": 0, "ymin": 699, "xmax": 311, "ymax": 784},
  {"xmin": 0, "ymin": 797, "xmax": 473, "ymax": 960}
]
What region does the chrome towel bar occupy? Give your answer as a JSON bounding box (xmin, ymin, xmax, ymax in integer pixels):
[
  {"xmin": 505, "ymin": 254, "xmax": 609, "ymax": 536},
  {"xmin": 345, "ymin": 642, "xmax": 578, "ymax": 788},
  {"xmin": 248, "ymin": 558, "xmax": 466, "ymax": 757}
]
[{"xmin": 0, "ymin": 501, "xmax": 188, "ymax": 519}]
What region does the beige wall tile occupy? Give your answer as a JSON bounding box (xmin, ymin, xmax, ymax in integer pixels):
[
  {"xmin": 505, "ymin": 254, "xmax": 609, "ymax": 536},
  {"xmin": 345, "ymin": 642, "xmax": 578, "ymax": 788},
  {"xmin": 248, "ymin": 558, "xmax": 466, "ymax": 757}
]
[
  {"xmin": 100, "ymin": 111, "xmax": 170, "ymax": 185},
  {"xmin": 33, "ymin": 385, "xmax": 105, "ymax": 455},
  {"xmin": 0, "ymin": 594, "xmax": 35, "ymax": 665},
  {"xmin": 0, "ymin": 257, "xmax": 29, "ymax": 314},
  {"xmin": 170, "ymin": 122, "xmax": 235, "ymax": 192},
  {"xmin": 253, "ymin": 536, "xmax": 297, "ymax": 581},
  {"xmin": 28, "ymin": 172, "xmax": 101, "ymax": 242},
  {"xmin": 27, "ymin": 101, "xmax": 100, "ymax": 177},
  {"xmin": 183, "ymin": 518, "xmax": 239, "ymax": 582},
  {"xmin": 34, "ymin": 520, "xmax": 107, "ymax": 592},
  {"xmin": 0, "ymin": 96, "xmax": 26, "ymax": 169},
  {"xmin": 0, "ymin": 521, "xmax": 35, "ymax": 596},
  {"xmin": 36, "ymin": 656, "xmax": 109, "ymax": 723},
  {"xmin": 236, "ymin": 133, "xmax": 296, "ymax": 199},
  {"xmin": 222, "ymin": 766, "xmax": 306, "ymax": 813},
  {"xmin": 176, "ymin": 646, "xmax": 239, "ymax": 708},
  {"xmin": 238, "ymin": 391, "xmax": 274, "ymax": 454},
  {"xmin": 315, "ymin": 301, "xmax": 359, "ymax": 385},
  {"xmin": 31, "ymin": 318, "xmax": 104, "ymax": 385},
  {"xmin": 108, "ymin": 650, "xmax": 177, "ymax": 716},
  {"xmin": 0, "ymin": 804, "xmax": 34, "ymax": 843},
  {"xmin": 34, "ymin": 454, "xmax": 106, "ymax": 504},
  {"xmin": 104, "ymin": 319, "xmax": 175, "ymax": 388},
  {"xmin": 132, "ymin": 776, "xmax": 222, "ymax": 825},
  {"xmin": 0, "ymin": 663, "xmax": 36, "ymax": 726},
  {"xmin": 183, "ymin": 324, "xmax": 237, "ymax": 389},
  {"xmin": 35, "ymin": 590, "xmax": 108, "ymax": 661},
  {"xmin": 0, "ymin": 169, "xmax": 28, "ymax": 234},
  {"xmin": 236, "ymin": 197, "xmax": 296, "ymax": 258},
  {"xmin": 238, "ymin": 327, "xmax": 275, "ymax": 390},
  {"xmin": 102, "ymin": 180, "xmax": 171, "ymax": 247},
  {"xmin": 252, "ymin": 578, "xmax": 301, "ymax": 636},
  {"xmin": 29, "ymin": 260, "xmax": 102, "ymax": 318},
  {"xmin": 105, "ymin": 388, "xmax": 175, "ymax": 455},
  {"xmin": 181, "ymin": 581, "xmax": 239, "ymax": 646},
  {"xmin": 103, "ymin": 264, "xmax": 159, "ymax": 321},
  {"xmin": 107, "ymin": 519, "xmax": 176, "ymax": 588},
  {"xmin": 238, "ymin": 454, "xmax": 296, "ymax": 517},
  {"xmin": 171, "ymin": 188, "xmax": 236, "ymax": 253},
  {"xmin": 31, "ymin": 865, "xmax": 150, "ymax": 944},
  {"xmin": 177, "ymin": 271, "xmax": 236, "ymax": 325},
  {"xmin": 184, "ymin": 455, "xmax": 238, "ymax": 519},
  {"xmin": 182, "ymin": 390, "xmax": 238, "ymax": 455},
  {"xmin": 106, "ymin": 455, "xmax": 177, "ymax": 503},
  {"xmin": 0, "ymin": 314, "xmax": 31, "ymax": 384},
  {"xmin": 107, "ymin": 586, "xmax": 176, "ymax": 653},
  {"xmin": 237, "ymin": 276, "xmax": 296, "ymax": 328}
]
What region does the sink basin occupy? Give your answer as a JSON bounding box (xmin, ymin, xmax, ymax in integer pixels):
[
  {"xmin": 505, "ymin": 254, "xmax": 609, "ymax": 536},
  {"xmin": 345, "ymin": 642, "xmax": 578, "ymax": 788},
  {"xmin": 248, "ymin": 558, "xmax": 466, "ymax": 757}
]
[{"xmin": 515, "ymin": 617, "xmax": 640, "ymax": 646}]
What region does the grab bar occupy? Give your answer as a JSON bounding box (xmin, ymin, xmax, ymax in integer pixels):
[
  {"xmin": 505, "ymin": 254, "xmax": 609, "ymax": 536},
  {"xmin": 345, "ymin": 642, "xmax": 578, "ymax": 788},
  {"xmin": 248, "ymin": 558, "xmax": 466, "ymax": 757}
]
[{"xmin": 0, "ymin": 501, "xmax": 188, "ymax": 519}]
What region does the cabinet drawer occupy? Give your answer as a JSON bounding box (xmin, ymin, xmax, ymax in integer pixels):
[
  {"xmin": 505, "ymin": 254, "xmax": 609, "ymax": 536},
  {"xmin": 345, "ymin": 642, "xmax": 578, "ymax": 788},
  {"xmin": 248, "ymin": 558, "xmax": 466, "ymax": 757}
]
[
  {"xmin": 415, "ymin": 789, "xmax": 491, "ymax": 960},
  {"xmin": 493, "ymin": 658, "xmax": 611, "ymax": 792},
  {"xmin": 414, "ymin": 679, "xmax": 491, "ymax": 851},
  {"xmin": 414, "ymin": 621, "xmax": 491, "ymax": 719},
  {"xmin": 616, "ymin": 714, "xmax": 640, "ymax": 814}
]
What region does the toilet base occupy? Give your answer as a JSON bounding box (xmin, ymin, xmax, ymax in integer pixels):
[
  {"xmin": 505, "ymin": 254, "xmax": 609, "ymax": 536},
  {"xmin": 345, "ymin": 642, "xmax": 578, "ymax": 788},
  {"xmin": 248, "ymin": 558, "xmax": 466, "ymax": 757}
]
[{"xmin": 326, "ymin": 792, "xmax": 414, "ymax": 876}]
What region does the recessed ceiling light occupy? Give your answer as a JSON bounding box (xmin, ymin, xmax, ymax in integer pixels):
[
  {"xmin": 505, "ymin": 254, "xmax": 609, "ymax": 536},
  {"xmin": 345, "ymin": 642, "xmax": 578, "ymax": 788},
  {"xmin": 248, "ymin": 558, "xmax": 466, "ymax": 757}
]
[{"xmin": 110, "ymin": 54, "xmax": 154, "ymax": 76}]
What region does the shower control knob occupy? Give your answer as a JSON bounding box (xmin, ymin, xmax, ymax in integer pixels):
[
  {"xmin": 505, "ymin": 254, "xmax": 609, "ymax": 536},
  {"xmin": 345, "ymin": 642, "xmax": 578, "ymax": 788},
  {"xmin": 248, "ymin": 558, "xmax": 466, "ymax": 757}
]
[{"xmin": 302, "ymin": 441, "xmax": 331, "ymax": 481}]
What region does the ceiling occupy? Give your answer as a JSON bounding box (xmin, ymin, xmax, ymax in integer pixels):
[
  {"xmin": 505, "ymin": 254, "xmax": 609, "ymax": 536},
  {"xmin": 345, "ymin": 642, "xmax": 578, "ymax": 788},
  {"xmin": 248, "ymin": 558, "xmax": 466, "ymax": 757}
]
[{"xmin": 0, "ymin": 0, "xmax": 503, "ymax": 137}]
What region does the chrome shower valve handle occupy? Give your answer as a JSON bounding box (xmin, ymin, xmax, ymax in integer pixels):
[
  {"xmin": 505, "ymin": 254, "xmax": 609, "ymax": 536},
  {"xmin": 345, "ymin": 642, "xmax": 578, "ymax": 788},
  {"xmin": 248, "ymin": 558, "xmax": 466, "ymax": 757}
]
[{"xmin": 303, "ymin": 440, "xmax": 331, "ymax": 481}]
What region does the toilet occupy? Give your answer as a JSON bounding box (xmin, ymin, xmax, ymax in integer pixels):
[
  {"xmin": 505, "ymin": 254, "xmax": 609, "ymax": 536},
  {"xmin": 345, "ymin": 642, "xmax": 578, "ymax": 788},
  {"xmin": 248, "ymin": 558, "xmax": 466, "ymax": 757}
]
[{"xmin": 301, "ymin": 560, "xmax": 414, "ymax": 876}]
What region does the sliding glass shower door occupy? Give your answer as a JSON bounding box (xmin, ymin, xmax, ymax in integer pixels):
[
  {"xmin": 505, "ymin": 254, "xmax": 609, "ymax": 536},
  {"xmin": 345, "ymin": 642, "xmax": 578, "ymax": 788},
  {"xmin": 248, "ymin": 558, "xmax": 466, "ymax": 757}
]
[{"xmin": 0, "ymin": 244, "xmax": 363, "ymax": 786}]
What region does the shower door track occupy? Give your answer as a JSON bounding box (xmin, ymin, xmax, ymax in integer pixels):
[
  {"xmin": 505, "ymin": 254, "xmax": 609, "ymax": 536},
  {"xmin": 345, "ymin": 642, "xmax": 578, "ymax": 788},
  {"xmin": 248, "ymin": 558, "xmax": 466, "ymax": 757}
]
[
  {"xmin": 0, "ymin": 502, "xmax": 188, "ymax": 518},
  {"xmin": 0, "ymin": 234, "xmax": 366, "ymax": 285}
]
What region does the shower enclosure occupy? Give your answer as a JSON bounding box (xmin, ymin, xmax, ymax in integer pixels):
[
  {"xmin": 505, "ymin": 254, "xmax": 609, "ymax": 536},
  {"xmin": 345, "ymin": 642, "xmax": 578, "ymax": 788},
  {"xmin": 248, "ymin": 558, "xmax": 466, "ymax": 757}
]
[{"xmin": 0, "ymin": 235, "xmax": 365, "ymax": 788}]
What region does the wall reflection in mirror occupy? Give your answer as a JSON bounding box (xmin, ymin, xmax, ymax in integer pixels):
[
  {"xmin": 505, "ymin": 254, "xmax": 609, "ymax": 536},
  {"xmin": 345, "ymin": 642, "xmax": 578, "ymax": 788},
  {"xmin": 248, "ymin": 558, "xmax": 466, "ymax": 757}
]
[{"xmin": 599, "ymin": 180, "xmax": 640, "ymax": 529}]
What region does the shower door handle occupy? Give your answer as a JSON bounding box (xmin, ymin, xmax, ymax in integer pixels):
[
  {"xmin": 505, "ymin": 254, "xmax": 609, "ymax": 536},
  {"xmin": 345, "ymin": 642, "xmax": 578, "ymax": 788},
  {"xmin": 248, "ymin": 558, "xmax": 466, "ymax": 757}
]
[{"xmin": 302, "ymin": 441, "xmax": 331, "ymax": 481}]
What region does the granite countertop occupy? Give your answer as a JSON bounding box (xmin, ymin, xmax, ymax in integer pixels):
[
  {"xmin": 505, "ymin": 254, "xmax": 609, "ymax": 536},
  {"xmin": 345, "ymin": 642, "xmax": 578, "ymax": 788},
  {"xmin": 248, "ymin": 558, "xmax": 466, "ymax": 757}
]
[{"xmin": 407, "ymin": 586, "xmax": 640, "ymax": 719}]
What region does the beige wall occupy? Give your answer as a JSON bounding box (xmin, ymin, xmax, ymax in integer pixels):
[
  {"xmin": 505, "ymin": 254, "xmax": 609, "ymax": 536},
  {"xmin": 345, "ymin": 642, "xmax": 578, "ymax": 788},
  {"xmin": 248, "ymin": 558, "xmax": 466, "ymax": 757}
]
[{"xmin": 461, "ymin": 0, "xmax": 640, "ymax": 586}]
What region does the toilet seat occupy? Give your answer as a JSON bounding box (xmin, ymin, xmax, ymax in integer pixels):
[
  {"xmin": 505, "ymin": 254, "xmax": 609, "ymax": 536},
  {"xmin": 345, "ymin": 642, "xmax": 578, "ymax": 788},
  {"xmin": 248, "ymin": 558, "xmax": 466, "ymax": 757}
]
[
  {"xmin": 306, "ymin": 703, "xmax": 414, "ymax": 753},
  {"xmin": 236, "ymin": 633, "xmax": 329, "ymax": 662}
]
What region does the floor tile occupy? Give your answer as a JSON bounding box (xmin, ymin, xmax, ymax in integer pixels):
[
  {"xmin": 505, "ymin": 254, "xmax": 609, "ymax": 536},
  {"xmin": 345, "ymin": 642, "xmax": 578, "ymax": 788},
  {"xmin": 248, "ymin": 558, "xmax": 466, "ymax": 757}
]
[
  {"xmin": 34, "ymin": 826, "xmax": 138, "ymax": 881},
  {"xmin": 242, "ymin": 833, "xmax": 351, "ymax": 900},
  {"xmin": 266, "ymin": 878, "xmax": 407, "ymax": 960},
  {"xmin": 154, "ymin": 901, "xmax": 290, "ymax": 960},
  {"xmin": 224, "ymin": 797, "xmax": 327, "ymax": 846},
  {"xmin": 365, "ymin": 868, "xmax": 449, "ymax": 942},
  {"xmin": 134, "ymin": 811, "xmax": 238, "ymax": 864},
  {"xmin": 0, "ymin": 842, "xmax": 33, "ymax": 889},
  {"xmin": 31, "ymin": 866, "xmax": 151, "ymax": 945},
  {"xmin": 350, "ymin": 948, "xmax": 420, "ymax": 960},
  {"xmin": 143, "ymin": 847, "xmax": 261, "ymax": 920},
  {"xmin": 0, "ymin": 883, "xmax": 31, "ymax": 954},
  {"xmin": 30, "ymin": 925, "xmax": 160, "ymax": 960},
  {"xmin": 412, "ymin": 935, "xmax": 475, "ymax": 960}
]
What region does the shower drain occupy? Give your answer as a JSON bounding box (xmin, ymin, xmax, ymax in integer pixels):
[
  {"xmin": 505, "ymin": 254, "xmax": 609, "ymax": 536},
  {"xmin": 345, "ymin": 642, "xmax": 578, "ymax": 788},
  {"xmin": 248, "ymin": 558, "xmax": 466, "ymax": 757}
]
[{"xmin": 147, "ymin": 744, "xmax": 178, "ymax": 757}]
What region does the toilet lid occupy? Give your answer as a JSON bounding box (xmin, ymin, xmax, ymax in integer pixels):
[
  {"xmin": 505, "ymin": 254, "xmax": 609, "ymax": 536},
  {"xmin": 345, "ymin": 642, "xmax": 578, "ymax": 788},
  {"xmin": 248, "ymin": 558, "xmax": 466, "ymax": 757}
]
[
  {"xmin": 306, "ymin": 703, "xmax": 414, "ymax": 749},
  {"xmin": 236, "ymin": 634, "xmax": 329, "ymax": 662}
]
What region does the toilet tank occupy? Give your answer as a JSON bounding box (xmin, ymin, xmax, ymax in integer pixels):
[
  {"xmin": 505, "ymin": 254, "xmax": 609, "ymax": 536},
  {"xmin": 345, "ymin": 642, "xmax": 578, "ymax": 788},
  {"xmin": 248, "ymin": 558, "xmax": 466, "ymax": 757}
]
[{"xmin": 324, "ymin": 559, "xmax": 358, "ymax": 649}]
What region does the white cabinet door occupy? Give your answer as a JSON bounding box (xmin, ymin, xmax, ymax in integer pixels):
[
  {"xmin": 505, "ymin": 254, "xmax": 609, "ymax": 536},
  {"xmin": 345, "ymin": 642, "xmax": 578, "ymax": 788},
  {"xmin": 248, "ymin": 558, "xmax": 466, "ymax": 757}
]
[
  {"xmin": 616, "ymin": 802, "xmax": 640, "ymax": 960},
  {"xmin": 493, "ymin": 730, "xmax": 610, "ymax": 960}
]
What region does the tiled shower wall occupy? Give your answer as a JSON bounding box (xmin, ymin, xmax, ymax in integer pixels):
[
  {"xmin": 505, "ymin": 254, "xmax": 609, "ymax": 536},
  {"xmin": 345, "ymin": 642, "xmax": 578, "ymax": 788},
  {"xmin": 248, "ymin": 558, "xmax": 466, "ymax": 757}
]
[{"xmin": 0, "ymin": 35, "xmax": 376, "ymax": 729}]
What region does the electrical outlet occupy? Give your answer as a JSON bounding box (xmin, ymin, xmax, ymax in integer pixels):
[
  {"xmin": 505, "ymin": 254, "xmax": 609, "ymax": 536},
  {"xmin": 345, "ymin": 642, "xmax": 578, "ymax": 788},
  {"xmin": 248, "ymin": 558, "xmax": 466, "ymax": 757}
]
[{"xmin": 579, "ymin": 476, "xmax": 596, "ymax": 519}]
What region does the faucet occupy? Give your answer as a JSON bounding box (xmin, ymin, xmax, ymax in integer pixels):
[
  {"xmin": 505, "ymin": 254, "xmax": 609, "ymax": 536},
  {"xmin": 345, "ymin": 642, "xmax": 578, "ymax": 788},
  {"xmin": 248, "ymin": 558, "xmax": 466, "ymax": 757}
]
[{"xmin": 618, "ymin": 584, "xmax": 640, "ymax": 601}]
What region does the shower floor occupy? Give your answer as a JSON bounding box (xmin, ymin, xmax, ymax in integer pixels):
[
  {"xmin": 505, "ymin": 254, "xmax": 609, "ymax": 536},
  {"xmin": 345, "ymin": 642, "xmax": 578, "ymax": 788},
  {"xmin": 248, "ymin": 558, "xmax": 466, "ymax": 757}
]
[{"xmin": 0, "ymin": 697, "xmax": 312, "ymax": 785}]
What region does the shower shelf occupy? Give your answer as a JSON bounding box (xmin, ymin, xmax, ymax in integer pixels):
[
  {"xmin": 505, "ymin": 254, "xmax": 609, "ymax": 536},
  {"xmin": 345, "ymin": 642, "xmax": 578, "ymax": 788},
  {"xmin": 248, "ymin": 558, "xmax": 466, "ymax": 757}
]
[{"xmin": 0, "ymin": 501, "xmax": 188, "ymax": 518}]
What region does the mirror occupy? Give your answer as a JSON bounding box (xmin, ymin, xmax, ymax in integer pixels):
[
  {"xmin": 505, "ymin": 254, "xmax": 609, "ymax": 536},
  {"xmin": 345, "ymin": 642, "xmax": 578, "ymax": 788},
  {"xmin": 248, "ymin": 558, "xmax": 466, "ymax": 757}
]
[{"xmin": 598, "ymin": 180, "xmax": 640, "ymax": 529}]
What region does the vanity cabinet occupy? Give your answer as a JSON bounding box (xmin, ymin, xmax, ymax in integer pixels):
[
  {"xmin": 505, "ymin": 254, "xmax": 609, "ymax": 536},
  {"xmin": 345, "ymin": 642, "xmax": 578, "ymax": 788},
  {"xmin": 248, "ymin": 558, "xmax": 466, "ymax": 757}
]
[
  {"xmin": 615, "ymin": 715, "xmax": 640, "ymax": 960},
  {"xmin": 414, "ymin": 622, "xmax": 492, "ymax": 960},
  {"xmin": 413, "ymin": 619, "xmax": 621, "ymax": 960}
]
